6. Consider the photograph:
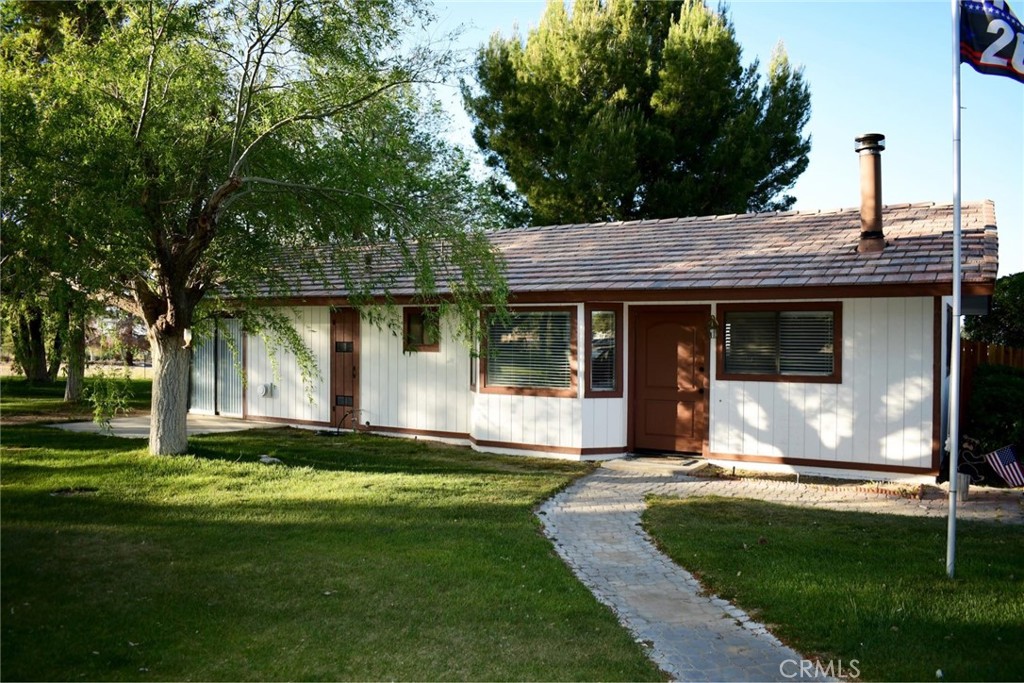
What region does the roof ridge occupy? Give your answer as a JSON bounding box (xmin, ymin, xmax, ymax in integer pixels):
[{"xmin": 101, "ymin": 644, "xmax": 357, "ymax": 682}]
[{"xmin": 483, "ymin": 199, "xmax": 997, "ymax": 235}]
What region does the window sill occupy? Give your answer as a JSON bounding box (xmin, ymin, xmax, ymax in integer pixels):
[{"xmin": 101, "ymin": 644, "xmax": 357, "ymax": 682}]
[{"xmin": 480, "ymin": 385, "xmax": 578, "ymax": 398}]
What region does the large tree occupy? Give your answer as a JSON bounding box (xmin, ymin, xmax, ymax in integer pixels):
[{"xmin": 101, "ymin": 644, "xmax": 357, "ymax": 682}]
[
  {"xmin": 964, "ymin": 272, "xmax": 1024, "ymax": 347},
  {"xmin": 463, "ymin": 0, "xmax": 812, "ymax": 225},
  {"xmin": 1, "ymin": 1, "xmax": 105, "ymax": 396},
  {"xmin": 2, "ymin": 0, "xmax": 506, "ymax": 454}
]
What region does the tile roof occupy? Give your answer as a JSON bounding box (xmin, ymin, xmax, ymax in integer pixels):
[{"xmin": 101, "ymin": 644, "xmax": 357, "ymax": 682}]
[
  {"xmin": 274, "ymin": 200, "xmax": 998, "ymax": 299},
  {"xmin": 489, "ymin": 200, "xmax": 998, "ymax": 294}
]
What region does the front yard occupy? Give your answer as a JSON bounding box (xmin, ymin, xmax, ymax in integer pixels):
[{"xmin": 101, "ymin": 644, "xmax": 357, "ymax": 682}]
[
  {"xmin": 0, "ymin": 419, "xmax": 663, "ymax": 681},
  {"xmin": 643, "ymin": 496, "xmax": 1024, "ymax": 681}
]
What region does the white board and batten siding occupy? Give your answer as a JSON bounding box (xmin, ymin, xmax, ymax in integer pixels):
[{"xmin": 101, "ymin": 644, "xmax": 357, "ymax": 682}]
[
  {"xmin": 472, "ymin": 393, "xmax": 584, "ymax": 450},
  {"xmin": 710, "ymin": 297, "xmax": 935, "ymax": 469},
  {"xmin": 359, "ymin": 315, "xmax": 473, "ymax": 435},
  {"xmin": 244, "ymin": 307, "xmax": 332, "ymax": 424},
  {"xmin": 189, "ymin": 318, "xmax": 243, "ymax": 417}
]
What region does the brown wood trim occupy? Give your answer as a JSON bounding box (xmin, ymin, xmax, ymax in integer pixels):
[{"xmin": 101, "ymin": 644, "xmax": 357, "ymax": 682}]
[
  {"xmin": 506, "ymin": 283, "xmax": 996, "ymax": 302},
  {"xmin": 367, "ymin": 425, "xmax": 467, "ymax": 440},
  {"xmin": 932, "ymin": 297, "xmax": 943, "ymax": 472},
  {"xmin": 716, "ymin": 301, "xmax": 843, "ymax": 384},
  {"xmin": 247, "ymin": 281, "xmax": 994, "ymax": 309},
  {"xmin": 479, "ymin": 306, "xmax": 579, "ymax": 398},
  {"xmin": 367, "ymin": 424, "xmax": 626, "ymax": 456},
  {"xmin": 353, "ymin": 309, "xmax": 361, "ymax": 428},
  {"xmin": 402, "ymin": 307, "xmax": 440, "ymax": 353},
  {"xmin": 708, "ymin": 452, "xmax": 938, "ymax": 476},
  {"xmin": 471, "ymin": 438, "xmax": 625, "ymax": 457},
  {"xmin": 249, "ymin": 415, "xmax": 332, "ymax": 428},
  {"xmin": 584, "ymin": 303, "xmax": 624, "ymax": 398}
]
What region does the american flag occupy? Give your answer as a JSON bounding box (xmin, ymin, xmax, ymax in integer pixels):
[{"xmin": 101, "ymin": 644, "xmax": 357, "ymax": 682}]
[{"xmin": 985, "ymin": 445, "xmax": 1024, "ymax": 488}]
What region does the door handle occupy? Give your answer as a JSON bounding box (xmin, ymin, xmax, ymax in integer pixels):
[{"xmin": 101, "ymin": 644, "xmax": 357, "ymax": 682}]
[
  {"xmin": 698, "ymin": 388, "xmax": 705, "ymax": 395},
  {"xmin": 352, "ymin": 367, "xmax": 357, "ymax": 379}
]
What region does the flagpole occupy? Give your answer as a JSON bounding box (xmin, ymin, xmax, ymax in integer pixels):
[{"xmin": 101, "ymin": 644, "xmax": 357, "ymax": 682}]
[{"xmin": 947, "ymin": 0, "xmax": 964, "ymax": 580}]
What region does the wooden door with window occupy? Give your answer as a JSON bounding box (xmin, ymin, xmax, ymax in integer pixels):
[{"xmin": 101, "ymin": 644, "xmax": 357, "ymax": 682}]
[
  {"xmin": 331, "ymin": 309, "xmax": 360, "ymax": 429},
  {"xmin": 631, "ymin": 307, "xmax": 709, "ymax": 453}
]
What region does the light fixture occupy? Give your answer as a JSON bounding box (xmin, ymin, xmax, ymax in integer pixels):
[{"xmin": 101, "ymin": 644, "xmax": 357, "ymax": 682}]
[{"xmin": 707, "ymin": 314, "xmax": 719, "ymax": 339}]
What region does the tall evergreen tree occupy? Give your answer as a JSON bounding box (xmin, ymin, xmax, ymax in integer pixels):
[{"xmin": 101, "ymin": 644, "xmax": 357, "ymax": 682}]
[{"xmin": 463, "ymin": 0, "xmax": 812, "ymax": 225}]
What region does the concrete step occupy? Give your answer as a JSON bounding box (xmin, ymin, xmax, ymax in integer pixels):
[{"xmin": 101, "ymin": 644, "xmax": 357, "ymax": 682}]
[{"xmin": 603, "ymin": 456, "xmax": 710, "ymax": 476}]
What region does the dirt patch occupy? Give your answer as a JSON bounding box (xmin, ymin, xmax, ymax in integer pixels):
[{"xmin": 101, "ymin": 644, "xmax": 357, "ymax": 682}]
[{"xmin": 50, "ymin": 486, "xmax": 100, "ymax": 497}]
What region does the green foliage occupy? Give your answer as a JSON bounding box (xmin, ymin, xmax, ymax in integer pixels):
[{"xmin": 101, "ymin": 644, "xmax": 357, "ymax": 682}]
[
  {"xmin": 463, "ymin": 0, "xmax": 811, "ymax": 225},
  {"xmin": 0, "ymin": 374, "xmax": 151, "ymax": 421},
  {"xmin": 2, "ymin": 0, "xmax": 509, "ymax": 453},
  {"xmin": 645, "ymin": 497, "xmax": 1024, "ymax": 682},
  {"xmin": 966, "ymin": 364, "xmax": 1024, "ymax": 453},
  {"xmin": 964, "ymin": 272, "xmax": 1024, "ymax": 346},
  {"xmin": 83, "ymin": 367, "xmax": 135, "ymax": 432}
]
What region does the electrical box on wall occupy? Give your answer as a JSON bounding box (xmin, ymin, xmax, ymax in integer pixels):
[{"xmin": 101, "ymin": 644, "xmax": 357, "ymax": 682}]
[{"xmin": 257, "ymin": 383, "xmax": 274, "ymax": 398}]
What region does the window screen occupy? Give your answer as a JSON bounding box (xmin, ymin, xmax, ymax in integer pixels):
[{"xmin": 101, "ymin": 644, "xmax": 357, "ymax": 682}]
[
  {"xmin": 589, "ymin": 310, "xmax": 617, "ymax": 392},
  {"xmin": 486, "ymin": 311, "xmax": 572, "ymax": 389},
  {"xmin": 724, "ymin": 309, "xmax": 835, "ymax": 377}
]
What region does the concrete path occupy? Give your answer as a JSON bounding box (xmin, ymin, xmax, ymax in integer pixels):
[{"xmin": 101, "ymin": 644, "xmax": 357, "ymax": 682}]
[
  {"xmin": 53, "ymin": 414, "xmax": 280, "ymax": 439},
  {"xmin": 536, "ymin": 460, "xmax": 1022, "ymax": 682}
]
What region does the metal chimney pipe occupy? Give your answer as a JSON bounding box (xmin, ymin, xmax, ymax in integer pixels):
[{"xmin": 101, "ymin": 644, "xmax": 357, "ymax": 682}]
[{"xmin": 854, "ymin": 133, "xmax": 886, "ymax": 253}]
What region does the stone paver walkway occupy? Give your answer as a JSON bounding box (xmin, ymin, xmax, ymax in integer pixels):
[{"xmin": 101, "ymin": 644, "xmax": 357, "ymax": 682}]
[{"xmin": 536, "ymin": 461, "xmax": 1022, "ymax": 682}]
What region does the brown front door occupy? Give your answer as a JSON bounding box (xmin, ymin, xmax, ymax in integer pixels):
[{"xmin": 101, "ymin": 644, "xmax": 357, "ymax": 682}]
[
  {"xmin": 331, "ymin": 308, "xmax": 360, "ymax": 429},
  {"xmin": 631, "ymin": 307, "xmax": 709, "ymax": 453}
]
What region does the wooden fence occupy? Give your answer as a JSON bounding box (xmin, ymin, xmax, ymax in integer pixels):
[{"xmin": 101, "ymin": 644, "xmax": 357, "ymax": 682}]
[{"xmin": 960, "ymin": 342, "xmax": 1024, "ymax": 420}]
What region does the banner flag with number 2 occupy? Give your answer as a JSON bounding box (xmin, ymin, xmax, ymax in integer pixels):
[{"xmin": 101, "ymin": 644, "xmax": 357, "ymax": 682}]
[{"xmin": 961, "ymin": 0, "xmax": 1024, "ymax": 82}]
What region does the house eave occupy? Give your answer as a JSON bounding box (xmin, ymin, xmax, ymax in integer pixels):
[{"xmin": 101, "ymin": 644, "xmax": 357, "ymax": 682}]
[{"xmin": 237, "ymin": 280, "xmax": 994, "ymax": 308}]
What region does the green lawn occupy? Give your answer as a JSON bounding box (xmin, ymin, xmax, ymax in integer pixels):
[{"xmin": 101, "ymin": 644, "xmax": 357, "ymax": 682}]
[
  {"xmin": 643, "ymin": 496, "xmax": 1024, "ymax": 682},
  {"xmin": 0, "ymin": 420, "xmax": 664, "ymax": 681},
  {"xmin": 0, "ymin": 375, "xmax": 152, "ymax": 421}
]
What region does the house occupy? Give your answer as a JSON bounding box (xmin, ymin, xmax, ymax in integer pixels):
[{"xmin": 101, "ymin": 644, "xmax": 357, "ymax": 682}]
[{"xmin": 189, "ymin": 135, "xmax": 999, "ymax": 478}]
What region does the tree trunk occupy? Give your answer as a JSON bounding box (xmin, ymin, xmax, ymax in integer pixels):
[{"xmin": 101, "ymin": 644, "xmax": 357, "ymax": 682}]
[
  {"xmin": 48, "ymin": 307, "xmax": 69, "ymax": 381},
  {"xmin": 16, "ymin": 306, "xmax": 50, "ymax": 383},
  {"xmin": 64, "ymin": 310, "xmax": 86, "ymax": 402},
  {"xmin": 149, "ymin": 330, "xmax": 191, "ymax": 455}
]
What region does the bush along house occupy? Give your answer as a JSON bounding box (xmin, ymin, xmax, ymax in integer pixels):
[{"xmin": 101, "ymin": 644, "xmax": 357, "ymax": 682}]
[{"xmin": 190, "ymin": 135, "xmax": 998, "ymax": 479}]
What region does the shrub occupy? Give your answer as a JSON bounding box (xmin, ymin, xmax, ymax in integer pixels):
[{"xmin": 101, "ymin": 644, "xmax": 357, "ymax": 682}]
[
  {"xmin": 84, "ymin": 367, "xmax": 134, "ymax": 432},
  {"xmin": 964, "ymin": 364, "xmax": 1024, "ymax": 486}
]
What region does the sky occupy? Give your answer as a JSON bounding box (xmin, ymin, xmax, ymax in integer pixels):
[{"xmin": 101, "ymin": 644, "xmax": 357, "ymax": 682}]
[{"xmin": 424, "ymin": 0, "xmax": 1023, "ymax": 277}]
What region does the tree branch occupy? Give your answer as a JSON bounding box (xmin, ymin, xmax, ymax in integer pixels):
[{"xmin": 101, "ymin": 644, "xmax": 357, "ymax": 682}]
[
  {"xmin": 134, "ymin": 0, "xmax": 178, "ymax": 143},
  {"xmin": 229, "ymin": 77, "xmax": 418, "ymax": 178}
]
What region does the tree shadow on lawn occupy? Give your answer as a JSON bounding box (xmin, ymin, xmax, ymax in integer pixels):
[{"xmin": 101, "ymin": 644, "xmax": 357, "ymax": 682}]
[
  {"xmin": 189, "ymin": 427, "xmax": 594, "ymax": 479},
  {"xmin": 0, "ymin": 436, "xmax": 655, "ymax": 682}
]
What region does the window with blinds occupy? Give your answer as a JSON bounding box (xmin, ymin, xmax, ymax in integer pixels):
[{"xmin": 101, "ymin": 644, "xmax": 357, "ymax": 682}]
[
  {"xmin": 722, "ymin": 305, "xmax": 839, "ymax": 381},
  {"xmin": 485, "ymin": 310, "xmax": 573, "ymax": 390}
]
